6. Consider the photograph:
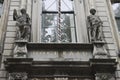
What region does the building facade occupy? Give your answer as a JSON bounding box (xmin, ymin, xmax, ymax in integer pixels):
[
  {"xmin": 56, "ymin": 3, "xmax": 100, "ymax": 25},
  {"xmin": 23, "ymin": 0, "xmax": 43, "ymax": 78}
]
[{"xmin": 0, "ymin": 0, "xmax": 120, "ymax": 80}]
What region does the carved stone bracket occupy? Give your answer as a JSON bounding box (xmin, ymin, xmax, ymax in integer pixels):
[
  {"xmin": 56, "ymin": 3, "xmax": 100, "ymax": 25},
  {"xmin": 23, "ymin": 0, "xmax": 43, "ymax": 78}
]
[
  {"xmin": 93, "ymin": 41, "xmax": 108, "ymax": 59},
  {"xmin": 9, "ymin": 72, "xmax": 27, "ymax": 80},
  {"xmin": 13, "ymin": 40, "xmax": 28, "ymax": 58},
  {"xmin": 95, "ymin": 73, "xmax": 115, "ymax": 80}
]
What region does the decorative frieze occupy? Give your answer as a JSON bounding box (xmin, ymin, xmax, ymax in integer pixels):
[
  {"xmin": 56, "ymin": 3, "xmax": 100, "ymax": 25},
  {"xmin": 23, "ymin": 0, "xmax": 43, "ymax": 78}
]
[
  {"xmin": 95, "ymin": 73, "xmax": 115, "ymax": 80},
  {"xmin": 9, "ymin": 72, "xmax": 27, "ymax": 80}
]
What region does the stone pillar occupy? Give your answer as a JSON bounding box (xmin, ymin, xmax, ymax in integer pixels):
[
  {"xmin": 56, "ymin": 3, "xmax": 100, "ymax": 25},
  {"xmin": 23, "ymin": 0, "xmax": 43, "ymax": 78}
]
[
  {"xmin": 95, "ymin": 73, "xmax": 115, "ymax": 80},
  {"xmin": 9, "ymin": 72, "xmax": 27, "ymax": 80}
]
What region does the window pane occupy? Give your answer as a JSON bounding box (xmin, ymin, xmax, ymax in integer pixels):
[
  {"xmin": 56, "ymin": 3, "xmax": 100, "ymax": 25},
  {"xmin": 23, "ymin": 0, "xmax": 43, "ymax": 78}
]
[
  {"xmin": 0, "ymin": 3, "xmax": 3, "ymax": 17},
  {"xmin": 42, "ymin": 0, "xmax": 73, "ymax": 11},
  {"xmin": 116, "ymin": 18, "xmax": 120, "ymax": 31},
  {"xmin": 112, "ymin": 3, "xmax": 120, "ymax": 17},
  {"xmin": 42, "ymin": 14, "xmax": 57, "ymax": 43},
  {"xmin": 112, "ymin": 3, "xmax": 120, "ymax": 32},
  {"xmin": 41, "ymin": 14, "xmax": 75, "ymax": 43}
]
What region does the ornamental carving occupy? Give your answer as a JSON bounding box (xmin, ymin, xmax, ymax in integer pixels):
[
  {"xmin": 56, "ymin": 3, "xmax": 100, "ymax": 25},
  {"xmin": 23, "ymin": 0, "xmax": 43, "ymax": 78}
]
[
  {"xmin": 13, "ymin": 8, "xmax": 31, "ymax": 41},
  {"xmin": 95, "ymin": 73, "xmax": 115, "ymax": 80},
  {"xmin": 9, "ymin": 72, "xmax": 27, "ymax": 80}
]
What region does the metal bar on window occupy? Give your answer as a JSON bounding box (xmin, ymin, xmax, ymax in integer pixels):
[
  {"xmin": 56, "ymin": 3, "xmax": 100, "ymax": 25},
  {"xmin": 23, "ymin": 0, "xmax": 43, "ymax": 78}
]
[{"xmin": 42, "ymin": 11, "xmax": 74, "ymax": 14}]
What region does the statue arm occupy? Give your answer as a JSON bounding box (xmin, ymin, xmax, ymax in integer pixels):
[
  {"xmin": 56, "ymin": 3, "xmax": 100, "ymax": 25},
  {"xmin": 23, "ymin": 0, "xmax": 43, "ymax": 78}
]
[
  {"xmin": 98, "ymin": 16, "xmax": 103, "ymax": 25},
  {"xmin": 26, "ymin": 14, "xmax": 31, "ymax": 25},
  {"xmin": 87, "ymin": 16, "xmax": 91, "ymax": 29},
  {"xmin": 13, "ymin": 9, "xmax": 18, "ymax": 21}
]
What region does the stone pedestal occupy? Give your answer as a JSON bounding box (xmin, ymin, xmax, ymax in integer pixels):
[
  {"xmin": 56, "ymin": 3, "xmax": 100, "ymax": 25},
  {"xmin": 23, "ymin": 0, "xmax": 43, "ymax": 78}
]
[
  {"xmin": 93, "ymin": 41, "xmax": 108, "ymax": 58},
  {"xmin": 13, "ymin": 40, "xmax": 28, "ymax": 58}
]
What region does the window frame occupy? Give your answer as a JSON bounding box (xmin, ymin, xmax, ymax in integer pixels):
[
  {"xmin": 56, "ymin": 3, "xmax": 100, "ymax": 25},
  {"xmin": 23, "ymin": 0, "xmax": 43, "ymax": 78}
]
[{"xmin": 41, "ymin": 0, "xmax": 77, "ymax": 43}]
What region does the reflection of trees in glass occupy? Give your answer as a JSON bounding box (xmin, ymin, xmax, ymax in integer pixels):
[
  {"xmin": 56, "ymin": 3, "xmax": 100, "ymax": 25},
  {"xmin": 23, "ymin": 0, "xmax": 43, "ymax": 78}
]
[
  {"xmin": 114, "ymin": 3, "xmax": 120, "ymax": 17},
  {"xmin": 61, "ymin": 14, "xmax": 71, "ymax": 42},
  {"xmin": 42, "ymin": 14, "xmax": 74, "ymax": 43},
  {"xmin": 42, "ymin": 0, "xmax": 73, "ymax": 11},
  {"xmin": 42, "ymin": 0, "xmax": 75, "ymax": 43},
  {"xmin": 112, "ymin": 3, "xmax": 120, "ymax": 31},
  {"xmin": 42, "ymin": 14, "xmax": 57, "ymax": 43}
]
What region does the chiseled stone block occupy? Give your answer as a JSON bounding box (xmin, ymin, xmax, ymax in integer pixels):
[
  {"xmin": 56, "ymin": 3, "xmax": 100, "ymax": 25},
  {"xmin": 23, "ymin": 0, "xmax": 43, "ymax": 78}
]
[
  {"xmin": 8, "ymin": 16, "xmax": 13, "ymax": 21},
  {"xmin": 11, "ymin": 0, "xmax": 20, "ymax": 1},
  {"xmin": 109, "ymin": 50, "xmax": 117, "ymax": 57},
  {"xmin": 100, "ymin": 16, "xmax": 108, "ymax": 21},
  {"xmin": 104, "ymin": 38, "xmax": 114, "ymax": 44},
  {"xmin": 103, "ymin": 27, "xmax": 111, "ymax": 32},
  {"xmin": 103, "ymin": 22, "xmax": 110, "ymax": 26},
  {"xmin": 96, "ymin": 7, "xmax": 106, "ymax": 11},
  {"xmin": 107, "ymin": 43, "xmax": 116, "ymax": 50},
  {"xmin": 10, "ymin": 6, "xmax": 19, "ymax": 11},
  {"xmin": 98, "ymin": 12, "xmax": 107, "ymax": 16},
  {"xmin": 5, "ymin": 38, "xmax": 15, "ymax": 43},
  {"xmin": 4, "ymin": 43, "xmax": 14, "ymax": 50},
  {"xmin": 3, "ymin": 50, "xmax": 13, "ymax": 55},
  {"xmin": 103, "ymin": 32, "xmax": 112, "ymax": 38},
  {"xmin": 96, "ymin": 3, "xmax": 105, "ymax": 7},
  {"xmin": 7, "ymin": 27, "xmax": 16, "ymax": 32},
  {"xmin": 7, "ymin": 21, "xmax": 16, "ymax": 26},
  {"xmin": 10, "ymin": 2, "xmax": 20, "ymax": 6},
  {"xmin": 6, "ymin": 32, "xmax": 16, "ymax": 37}
]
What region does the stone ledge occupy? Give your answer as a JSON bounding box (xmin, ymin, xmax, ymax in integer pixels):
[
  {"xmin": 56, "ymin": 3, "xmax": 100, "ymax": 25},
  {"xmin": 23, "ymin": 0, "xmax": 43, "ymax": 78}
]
[
  {"xmin": 90, "ymin": 59, "xmax": 117, "ymax": 73},
  {"xmin": 27, "ymin": 43, "xmax": 93, "ymax": 50},
  {"xmin": 4, "ymin": 58, "xmax": 33, "ymax": 72}
]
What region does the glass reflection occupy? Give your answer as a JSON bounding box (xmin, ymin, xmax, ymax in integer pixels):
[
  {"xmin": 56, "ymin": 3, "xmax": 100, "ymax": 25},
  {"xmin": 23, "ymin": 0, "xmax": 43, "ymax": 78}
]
[
  {"xmin": 42, "ymin": 14, "xmax": 75, "ymax": 43},
  {"xmin": 112, "ymin": 3, "xmax": 120, "ymax": 17},
  {"xmin": 0, "ymin": 3, "xmax": 3, "ymax": 17},
  {"xmin": 112, "ymin": 3, "xmax": 120, "ymax": 31},
  {"xmin": 42, "ymin": 0, "xmax": 73, "ymax": 11}
]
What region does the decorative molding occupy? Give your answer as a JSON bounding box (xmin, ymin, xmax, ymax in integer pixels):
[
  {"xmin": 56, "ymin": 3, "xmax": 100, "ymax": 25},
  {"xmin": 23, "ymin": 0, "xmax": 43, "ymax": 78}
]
[
  {"xmin": 27, "ymin": 43, "xmax": 93, "ymax": 50},
  {"xmin": 95, "ymin": 73, "xmax": 115, "ymax": 80},
  {"xmin": 9, "ymin": 72, "xmax": 27, "ymax": 80}
]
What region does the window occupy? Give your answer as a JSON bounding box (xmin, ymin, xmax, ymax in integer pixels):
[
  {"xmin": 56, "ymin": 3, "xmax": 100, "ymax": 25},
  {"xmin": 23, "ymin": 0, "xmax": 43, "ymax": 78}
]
[
  {"xmin": 0, "ymin": 3, "xmax": 3, "ymax": 17},
  {"xmin": 112, "ymin": 3, "xmax": 120, "ymax": 32},
  {"xmin": 41, "ymin": 0, "xmax": 76, "ymax": 43},
  {"xmin": 0, "ymin": 0, "xmax": 4, "ymax": 17}
]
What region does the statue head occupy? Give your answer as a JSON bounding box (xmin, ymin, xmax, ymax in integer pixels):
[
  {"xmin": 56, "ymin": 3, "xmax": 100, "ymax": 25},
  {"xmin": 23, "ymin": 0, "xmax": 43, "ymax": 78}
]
[
  {"xmin": 90, "ymin": 8, "xmax": 96, "ymax": 15},
  {"xmin": 20, "ymin": 8, "xmax": 26, "ymax": 14}
]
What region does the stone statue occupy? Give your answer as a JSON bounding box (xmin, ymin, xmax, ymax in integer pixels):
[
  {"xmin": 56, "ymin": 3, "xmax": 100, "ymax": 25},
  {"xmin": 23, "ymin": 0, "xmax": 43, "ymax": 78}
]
[
  {"xmin": 87, "ymin": 9, "xmax": 103, "ymax": 42},
  {"xmin": 13, "ymin": 9, "xmax": 31, "ymax": 41}
]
